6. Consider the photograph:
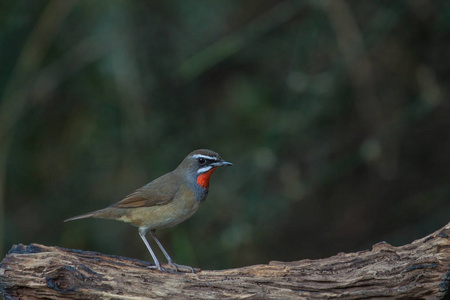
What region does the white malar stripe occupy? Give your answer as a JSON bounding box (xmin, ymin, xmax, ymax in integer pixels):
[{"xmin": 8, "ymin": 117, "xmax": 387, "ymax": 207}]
[
  {"xmin": 197, "ymin": 166, "xmax": 213, "ymax": 174},
  {"xmin": 191, "ymin": 154, "xmax": 218, "ymax": 161}
]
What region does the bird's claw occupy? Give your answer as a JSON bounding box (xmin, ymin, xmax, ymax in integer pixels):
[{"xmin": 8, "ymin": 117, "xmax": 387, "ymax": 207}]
[
  {"xmin": 147, "ymin": 263, "xmax": 194, "ymax": 274},
  {"xmin": 147, "ymin": 264, "xmax": 171, "ymax": 273},
  {"xmin": 169, "ymin": 262, "xmax": 195, "ymax": 273}
]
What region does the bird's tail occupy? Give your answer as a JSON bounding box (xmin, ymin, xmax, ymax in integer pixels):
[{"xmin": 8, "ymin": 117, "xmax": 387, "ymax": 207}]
[{"xmin": 64, "ymin": 210, "xmax": 100, "ymax": 222}]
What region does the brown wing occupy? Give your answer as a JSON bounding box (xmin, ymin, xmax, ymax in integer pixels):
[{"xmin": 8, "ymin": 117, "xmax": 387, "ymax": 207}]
[{"xmin": 111, "ymin": 171, "xmax": 180, "ymax": 209}]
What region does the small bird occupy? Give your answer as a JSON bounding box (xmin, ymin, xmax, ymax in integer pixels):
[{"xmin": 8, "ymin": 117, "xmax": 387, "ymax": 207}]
[{"xmin": 65, "ymin": 149, "xmax": 232, "ymax": 273}]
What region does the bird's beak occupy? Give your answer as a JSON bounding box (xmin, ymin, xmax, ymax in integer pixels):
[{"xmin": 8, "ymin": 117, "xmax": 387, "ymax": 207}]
[{"xmin": 215, "ymin": 160, "xmax": 233, "ymax": 167}]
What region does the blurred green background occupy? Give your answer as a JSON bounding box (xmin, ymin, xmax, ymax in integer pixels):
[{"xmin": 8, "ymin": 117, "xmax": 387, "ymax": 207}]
[{"xmin": 1, "ymin": 0, "xmax": 450, "ymax": 270}]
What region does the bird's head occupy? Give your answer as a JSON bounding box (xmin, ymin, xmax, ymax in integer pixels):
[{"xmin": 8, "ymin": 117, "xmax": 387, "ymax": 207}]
[{"xmin": 177, "ymin": 149, "xmax": 232, "ymax": 189}]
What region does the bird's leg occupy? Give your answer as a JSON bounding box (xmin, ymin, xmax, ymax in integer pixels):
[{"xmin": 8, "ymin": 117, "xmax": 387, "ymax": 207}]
[
  {"xmin": 149, "ymin": 230, "xmax": 195, "ymax": 273},
  {"xmin": 138, "ymin": 228, "xmax": 166, "ymax": 272}
]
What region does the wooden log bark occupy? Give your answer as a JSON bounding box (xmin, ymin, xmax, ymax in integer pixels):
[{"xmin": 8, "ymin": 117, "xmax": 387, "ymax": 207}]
[{"xmin": 1, "ymin": 223, "xmax": 450, "ymax": 299}]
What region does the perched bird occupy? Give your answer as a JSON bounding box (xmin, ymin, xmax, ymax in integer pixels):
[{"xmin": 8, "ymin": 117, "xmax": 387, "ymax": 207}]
[{"xmin": 65, "ymin": 149, "xmax": 232, "ymax": 272}]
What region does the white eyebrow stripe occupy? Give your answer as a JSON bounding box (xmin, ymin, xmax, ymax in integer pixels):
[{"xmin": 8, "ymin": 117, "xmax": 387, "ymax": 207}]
[
  {"xmin": 191, "ymin": 154, "xmax": 218, "ymax": 161},
  {"xmin": 197, "ymin": 166, "xmax": 213, "ymax": 174}
]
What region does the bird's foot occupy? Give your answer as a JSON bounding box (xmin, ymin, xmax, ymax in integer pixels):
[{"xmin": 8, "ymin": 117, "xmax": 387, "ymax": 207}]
[
  {"xmin": 146, "ymin": 264, "xmax": 175, "ymax": 273},
  {"xmin": 146, "ymin": 262, "xmax": 197, "ymax": 274},
  {"xmin": 168, "ymin": 261, "xmax": 195, "ymax": 273}
]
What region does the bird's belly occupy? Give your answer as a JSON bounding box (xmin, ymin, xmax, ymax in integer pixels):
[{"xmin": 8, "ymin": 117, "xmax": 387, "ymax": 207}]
[{"xmin": 119, "ymin": 196, "xmax": 201, "ymax": 230}]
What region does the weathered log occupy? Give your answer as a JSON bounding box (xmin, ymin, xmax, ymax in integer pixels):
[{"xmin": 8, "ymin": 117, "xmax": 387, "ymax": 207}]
[{"xmin": 1, "ymin": 223, "xmax": 450, "ymax": 299}]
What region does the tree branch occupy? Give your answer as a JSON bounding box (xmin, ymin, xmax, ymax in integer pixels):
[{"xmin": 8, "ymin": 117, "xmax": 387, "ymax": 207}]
[{"xmin": 1, "ymin": 223, "xmax": 450, "ymax": 299}]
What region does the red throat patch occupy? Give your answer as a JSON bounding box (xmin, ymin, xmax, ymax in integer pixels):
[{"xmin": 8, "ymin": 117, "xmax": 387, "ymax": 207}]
[{"xmin": 197, "ymin": 167, "xmax": 217, "ymax": 188}]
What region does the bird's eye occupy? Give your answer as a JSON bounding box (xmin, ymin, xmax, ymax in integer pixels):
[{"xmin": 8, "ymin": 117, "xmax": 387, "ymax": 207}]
[{"xmin": 198, "ymin": 157, "xmax": 206, "ymax": 165}]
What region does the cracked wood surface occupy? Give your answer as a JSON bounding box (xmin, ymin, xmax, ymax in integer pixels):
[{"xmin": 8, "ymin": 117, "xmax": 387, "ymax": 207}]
[{"xmin": 1, "ymin": 223, "xmax": 450, "ymax": 299}]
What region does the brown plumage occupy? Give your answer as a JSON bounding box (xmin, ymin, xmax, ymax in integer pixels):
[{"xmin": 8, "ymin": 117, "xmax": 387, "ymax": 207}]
[{"xmin": 65, "ymin": 149, "xmax": 232, "ymax": 273}]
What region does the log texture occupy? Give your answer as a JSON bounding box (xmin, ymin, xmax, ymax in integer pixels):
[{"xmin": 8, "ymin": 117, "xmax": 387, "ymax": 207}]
[{"xmin": 1, "ymin": 223, "xmax": 450, "ymax": 299}]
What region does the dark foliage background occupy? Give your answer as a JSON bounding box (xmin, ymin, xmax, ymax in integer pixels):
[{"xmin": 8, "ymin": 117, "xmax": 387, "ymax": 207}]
[{"xmin": 1, "ymin": 0, "xmax": 449, "ymax": 270}]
